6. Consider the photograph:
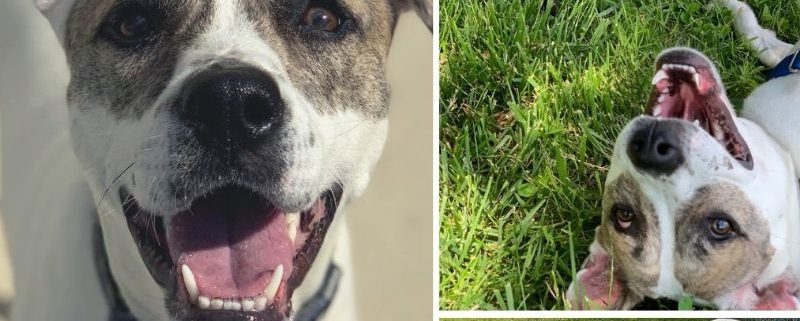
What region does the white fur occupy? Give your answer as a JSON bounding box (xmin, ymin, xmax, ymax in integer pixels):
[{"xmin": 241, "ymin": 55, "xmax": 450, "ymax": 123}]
[{"xmin": 715, "ymin": 0, "xmax": 795, "ymax": 67}]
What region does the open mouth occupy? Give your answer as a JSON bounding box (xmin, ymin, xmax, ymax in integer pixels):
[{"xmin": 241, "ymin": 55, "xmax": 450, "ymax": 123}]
[
  {"xmin": 120, "ymin": 185, "xmax": 342, "ymax": 320},
  {"xmin": 648, "ymin": 52, "xmax": 753, "ymax": 169}
]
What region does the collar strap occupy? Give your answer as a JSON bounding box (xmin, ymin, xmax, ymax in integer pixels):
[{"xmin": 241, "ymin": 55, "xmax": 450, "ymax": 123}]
[
  {"xmin": 769, "ymin": 48, "xmax": 800, "ymax": 79},
  {"xmin": 96, "ymin": 225, "xmax": 342, "ymax": 321},
  {"xmin": 292, "ymin": 263, "xmax": 343, "ymax": 321}
]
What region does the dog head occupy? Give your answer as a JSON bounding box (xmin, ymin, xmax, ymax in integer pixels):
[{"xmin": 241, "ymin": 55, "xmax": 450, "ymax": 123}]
[
  {"xmin": 567, "ymin": 48, "xmax": 800, "ymax": 309},
  {"xmin": 34, "ymin": 0, "xmax": 431, "ymax": 320}
]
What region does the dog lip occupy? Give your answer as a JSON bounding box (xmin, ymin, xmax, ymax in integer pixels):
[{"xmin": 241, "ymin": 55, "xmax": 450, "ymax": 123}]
[{"xmin": 119, "ymin": 184, "xmax": 344, "ymax": 320}]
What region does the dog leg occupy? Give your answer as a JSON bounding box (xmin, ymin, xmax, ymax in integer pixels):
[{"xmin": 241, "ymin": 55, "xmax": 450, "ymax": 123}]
[
  {"xmin": 566, "ymin": 241, "xmax": 638, "ymax": 310},
  {"xmin": 715, "ymin": 0, "xmax": 793, "ymax": 67},
  {"xmin": 717, "ymin": 275, "xmax": 800, "ymax": 310}
]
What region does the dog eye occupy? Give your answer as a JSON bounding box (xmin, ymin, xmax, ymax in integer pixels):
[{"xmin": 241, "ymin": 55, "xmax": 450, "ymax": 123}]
[
  {"xmin": 118, "ymin": 14, "xmax": 150, "ymax": 38},
  {"xmin": 302, "ymin": 6, "xmax": 339, "ymax": 32},
  {"xmin": 613, "ymin": 206, "xmax": 635, "ymax": 229},
  {"xmin": 100, "ymin": 6, "xmax": 157, "ymax": 46},
  {"xmin": 708, "ymin": 218, "xmax": 735, "ymax": 240}
]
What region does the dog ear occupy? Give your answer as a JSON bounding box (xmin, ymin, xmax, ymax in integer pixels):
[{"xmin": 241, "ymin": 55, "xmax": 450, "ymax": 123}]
[
  {"xmin": 33, "ymin": 0, "xmax": 74, "ymax": 43},
  {"xmin": 393, "ymin": 0, "xmax": 433, "ymax": 31},
  {"xmin": 565, "ymin": 238, "xmax": 641, "ymax": 310}
]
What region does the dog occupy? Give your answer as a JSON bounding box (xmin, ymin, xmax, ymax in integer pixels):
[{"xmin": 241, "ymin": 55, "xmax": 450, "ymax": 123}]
[
  {"xmin": 567, "ymin": 1, "xmax": 800, "ymax": 310},
  {"xmin": 4, "ymin": 0, "xmax": 431, "ymax": 320}
]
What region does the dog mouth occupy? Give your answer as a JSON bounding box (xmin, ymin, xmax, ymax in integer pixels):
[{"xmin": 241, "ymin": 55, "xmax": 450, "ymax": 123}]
[
  {"xmin": 120, "ymin": 185, "xmax": 342, "ymax": 320},
  {"xmin": 648, "ymin": 53, "xmax": 753, "ymax": 170}
]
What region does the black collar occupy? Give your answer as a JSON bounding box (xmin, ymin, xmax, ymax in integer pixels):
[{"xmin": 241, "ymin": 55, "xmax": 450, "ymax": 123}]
[{"xmin": 94, "ymin": 224, "xmax": 342, "ymax": 321}]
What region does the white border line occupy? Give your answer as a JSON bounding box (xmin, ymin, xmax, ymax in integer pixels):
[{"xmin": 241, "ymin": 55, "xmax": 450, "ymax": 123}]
[
  {"xmin": 439, "ymin": 310, "xmax": 800, "ymax": 318},
  {"xmin": 432, "ymin": 0, "xmax": 441, "ymax": 318}
]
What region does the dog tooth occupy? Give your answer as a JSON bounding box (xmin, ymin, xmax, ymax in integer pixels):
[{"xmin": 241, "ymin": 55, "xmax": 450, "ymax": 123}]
[
  {"xmin": 657, "ymin": 95, "xmax": 665, "ymax": 103},
  {"xmin": 181, "ymin": 265, "xmax": 199, "ymax": 302},
  {"xmin": 693, "ymin": 119, "xmax": 700, "ymax": 126},
  {"xmin": 264, "ymin": 264, "xmax": 283, "ymax": 303},
  {"xmin": 651, "ymin": 69, "xmax": 668, "ymax": 85},
  {"xmin": 224, "ymin": 300, "xmax": 242, "ymax": 311},
  {"xmin": 254, "ymin": 297, "xmax": 268, "ymax": 312},
  {"xmin": 198, "ymin": 296, "xmax": 211, "ymax": 309},
  {"xmin": 210, "ymin": 299, "xmax": 224, "ymax": 310},
  {"xmin": 242, "ymin": 298, "xmax": 255, "ymax": 311},
  {"xmin": 693, "ymin": 73, "xmax": 701, "ymax": 86},
  {"xmin": 223, "ymin": 300, "xmax": 239, "ymax": 310},
  {"xmin": 653, "ymin": 106, "xmax": 662, "ymax": 117},
  {"xmin": 286, "ymin": 212, "xmax": 300, "ymax": 244}
]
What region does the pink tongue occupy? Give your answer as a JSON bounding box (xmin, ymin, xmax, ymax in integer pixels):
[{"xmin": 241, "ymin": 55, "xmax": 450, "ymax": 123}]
[{"xmin": 167, "ymin": 192, "xmax": 295, "ymax": 298}]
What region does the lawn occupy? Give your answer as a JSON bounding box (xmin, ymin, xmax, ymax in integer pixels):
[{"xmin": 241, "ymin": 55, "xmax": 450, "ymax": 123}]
[{"xmin": 439, "ymin": 0, "xmax": 800, "ymax": 311}]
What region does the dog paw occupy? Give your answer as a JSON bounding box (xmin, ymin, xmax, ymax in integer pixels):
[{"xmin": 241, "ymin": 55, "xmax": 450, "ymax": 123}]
[
  {"xmin": 725, "ymin": 277, "xmax": 800, "ymax": 310},
  {"xmin": 566, "ymin": 242, "xmax": 629, "ymax": 310},
  {"xmin": 753, "ymin": 278, "xmax": 800, "ymax": 310}
]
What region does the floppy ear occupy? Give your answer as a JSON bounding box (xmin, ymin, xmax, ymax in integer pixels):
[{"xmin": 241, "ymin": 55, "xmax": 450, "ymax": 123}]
[
  {"xmin": 393, "ymin": 0, "xmax": 433, "ymax": 31},
  {"xmin": 566, "ymin": 238, "xmax": 641, "ymax": 310},
  {"xmin": 32, "ymin": 0, "xmax": 75, "ymax": 43}
]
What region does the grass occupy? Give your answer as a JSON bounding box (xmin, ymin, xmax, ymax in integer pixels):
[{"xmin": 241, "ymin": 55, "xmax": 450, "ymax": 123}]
[{"xmin": 439, "ymin": 0, "xmax": 800, "ymax": 311}]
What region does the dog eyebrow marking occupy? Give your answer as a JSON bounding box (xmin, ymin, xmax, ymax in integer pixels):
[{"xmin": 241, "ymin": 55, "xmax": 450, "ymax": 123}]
[
  {"xmin": 673, "ymin": 182, "xmax": 774, "ymax": 300},
  {"xmin": 64, "ymin": 0, "xmax": 214, "ymax": 120},
  {"xmin": 598, "ymin": 173, "xmax": 660, "ymax": 295}
]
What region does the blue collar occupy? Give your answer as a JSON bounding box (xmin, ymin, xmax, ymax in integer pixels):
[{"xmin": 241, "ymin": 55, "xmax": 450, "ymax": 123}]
[{"xmin": 769, "ymin": 49, "xmax": 800, "ymax": 79}]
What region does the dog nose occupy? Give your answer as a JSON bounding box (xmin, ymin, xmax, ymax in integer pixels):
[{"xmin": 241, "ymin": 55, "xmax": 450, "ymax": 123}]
[
  {"xmin": 181, "ymin": 65, "xmax": 284, "ymax": 145},
  {"xmin": 627, "ymin": 121, "xmax": 685, "ymax": 174}
]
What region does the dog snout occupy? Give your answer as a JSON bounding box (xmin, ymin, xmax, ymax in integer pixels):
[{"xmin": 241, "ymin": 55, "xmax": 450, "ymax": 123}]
[
  {"xmin": 180, "ymin": 64, "xmax": 285, "ymax": 147},
  {"xmin": 627, "ymin": 120, "xmax": 685, "ymax": 174}
]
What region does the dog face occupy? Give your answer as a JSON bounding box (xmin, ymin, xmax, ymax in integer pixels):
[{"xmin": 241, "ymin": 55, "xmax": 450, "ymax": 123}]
[
  {"xmin": 34, "ymin": 0, "xmax": 431, "ymax": 320},
  {"xmin": 568, "ymin": 48, "xmax": 800, "ymax": 310}
]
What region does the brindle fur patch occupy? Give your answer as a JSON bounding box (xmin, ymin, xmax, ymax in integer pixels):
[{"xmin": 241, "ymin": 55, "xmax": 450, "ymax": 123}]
[
  {"xmin": 599, "ymin": 173, "xmax": 660, "ymax": 297},
  {"xmin": 63, "ymin": 0, "xmax": 400, "ymax": 120},
  {"xmin": 674, "ymin": 182, "xmax": 774, "ymax": 300}
]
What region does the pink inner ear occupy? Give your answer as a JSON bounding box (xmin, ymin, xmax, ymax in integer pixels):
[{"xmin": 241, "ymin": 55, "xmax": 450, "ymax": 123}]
[
  {"xmin": 574, "ymin": 251, "xmax": 625, "ymax": 309},
  {"xmin": 753, "ymin": 278, "xmax": 799, "ymax": 310}
]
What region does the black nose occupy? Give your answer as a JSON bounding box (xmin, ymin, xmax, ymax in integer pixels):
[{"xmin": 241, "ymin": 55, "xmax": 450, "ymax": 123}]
[
  {"xmin": 627, "ymin": 121, "xmax": 685, "ymax": 174},
  {"xmin": 180, "ymin": 65, "xmax": 284, "ymax": 146}
]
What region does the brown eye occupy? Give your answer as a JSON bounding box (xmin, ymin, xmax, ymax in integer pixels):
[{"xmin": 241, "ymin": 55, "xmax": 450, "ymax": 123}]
[
  {"xmin": 614, "ymin": 207, "xmax": 634, "ymax": 229},
  {"xmin": 708, "ymin": 218, "xmax": 734, "ymax": 239},
  {"xmin": 302, "ymin": 7, "xmax": 339, "ymax": 32},
  {"xmin": 118, "ymin": 14, "xmax": 150, "ymax": 38}
]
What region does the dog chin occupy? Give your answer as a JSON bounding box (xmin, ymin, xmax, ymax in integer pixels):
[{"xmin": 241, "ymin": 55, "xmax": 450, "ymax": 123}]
[{"xmin": 118, "ymin": 183, "xmax": 343, "ymax": 321}]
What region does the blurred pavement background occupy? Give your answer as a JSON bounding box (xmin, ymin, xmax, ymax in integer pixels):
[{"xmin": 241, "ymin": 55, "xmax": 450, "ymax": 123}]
[{"xmin": 0, "ymin": 1, "xmax": 433, "ymax": 320}]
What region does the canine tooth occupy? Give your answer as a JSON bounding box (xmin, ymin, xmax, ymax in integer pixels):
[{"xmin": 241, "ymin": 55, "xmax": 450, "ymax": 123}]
[
  {"xmin": 254, "ymin": 297, "xmax": 268, "ymax": 312},
  {"xmin": 198, "ymin": 296, "xmax": 211, "ymax": 309},
  {"xmin": 286, "ymin": 212, "xmax": 300, "ymax": 244},
  {"xmin": 657, "ymin": 95, "xmax": 665, "ymax": 103},
  {"xmin": 693, "ymin": 119, "xmax": 700, "ymax": 126},
  {"xmin": 210, "ymin": 299, "xmax": 224, "ymax": 310},
  {"xmin": 653, "ymin": 106, "xmax": 662, "ymax": 117},
  {"xmin": 693, "ymin": 73, "xmax": 701, "ymax": 86},
  {"xmin": 242, "ymin": 298, "xmax": 255, "ymax": 311},
  {"xmin": 651, "ymin": 69, "xmax": 668, "ymax": 85},
  {"xmin": 181, "ymin": 265, "xmax": 199, "ymax": 302},
  {"xmin": 264, "ymin": 264, "xmax": 283, "ymax": 303}
]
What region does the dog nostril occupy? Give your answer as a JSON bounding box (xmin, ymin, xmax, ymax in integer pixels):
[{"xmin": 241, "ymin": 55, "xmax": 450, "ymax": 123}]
[
  {"xmin": 656, "ymin": 142, "xmax": 673, "ymax": 156},
  {"xmin": 242, "ymin": 95, "xmax": 279, "ymax": 132}
]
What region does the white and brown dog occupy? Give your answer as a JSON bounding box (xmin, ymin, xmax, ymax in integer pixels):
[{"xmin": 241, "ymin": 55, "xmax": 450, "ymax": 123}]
[
  {"xmin": 567, "ymin": 0, "xmax": 800, "ymax": 310},
  {"xmin": 4, "ymin": 0, "xmax": 430, "ymax": 320}
]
